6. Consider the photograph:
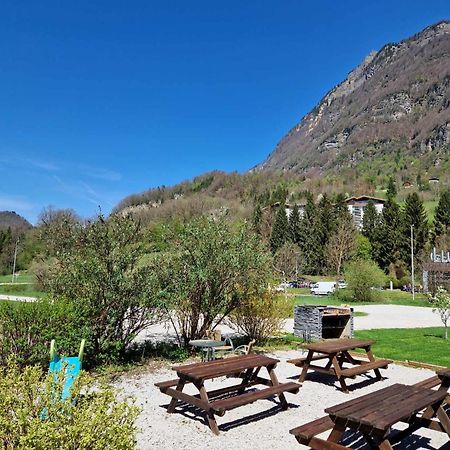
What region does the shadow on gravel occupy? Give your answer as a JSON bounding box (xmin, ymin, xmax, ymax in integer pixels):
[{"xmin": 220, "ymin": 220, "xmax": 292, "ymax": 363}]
[
  {"xmin": 159, "ymin": 393, "xmax": 300, "ymax": 432},
  {"xmin": 287, "ymin": 371, "xmax": 384, "ymax": 392},
  {"xmin": 327, "ymin": 429, "xmax": 439, "ymax": 450},
  {"xmin": 219, "ymin": 402, "xmax": 300, "ymax": 432}
]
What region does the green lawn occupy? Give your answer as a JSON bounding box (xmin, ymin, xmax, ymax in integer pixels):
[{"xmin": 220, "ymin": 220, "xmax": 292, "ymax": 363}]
[
  {"xmin": 292, "ymin": 289, "xmax": 430, "ymax": 308},
  {"xmin": 0, "ymin": 272, "xmax": 43, "ymax": 297},
  {"xmin": 0, "ymin": 284, "xmax": 43, "ymax": 298},
  {"xmin": 262, "ymin": 329, "xmax": 450, "ymax": 367},
  {"xmin": 354, "ymin": 328, "xmax": 450, "ymax": 367},
  {"xmin": 0, "ymin": 272, "xmax": 34, "ymax": 284}
]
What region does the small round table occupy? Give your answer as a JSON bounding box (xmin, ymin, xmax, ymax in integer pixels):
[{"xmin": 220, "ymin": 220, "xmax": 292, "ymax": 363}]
[{"xmin": 188, "ymin": 340, "xmax": 229, "ymax": 361}]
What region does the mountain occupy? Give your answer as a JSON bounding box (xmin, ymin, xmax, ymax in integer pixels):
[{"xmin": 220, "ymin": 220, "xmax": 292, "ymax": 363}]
[
  {"xmin": 0, "ymin": 211, "xmax": 33, "ymax": 230},
  {"xmin": 258, "ymin": 21, "xmax": 450, "ymax": 182}
]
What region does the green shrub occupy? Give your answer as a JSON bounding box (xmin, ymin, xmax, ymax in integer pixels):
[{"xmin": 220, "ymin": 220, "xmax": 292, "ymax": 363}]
[
  {"xmin": 0, "ymin": 297, "xmax": 89, "ymax": 368},
  {"xmin": 345, "ymin": 259, "xmax": 386, "ymax": 302},
  {"xmin": 0, "ymin": 362, "xmax": 139, "ymax": 449},
  {"xmin": 227, "ymin": 291, "xmax": 291, "ymax": 343},
  {"xmin": 157, "ymin": 218, "xmax": 272, "ymax": 346},
  {"xmin": 46, "ymin": 214, "xmax": 165, "ymax": 364}
]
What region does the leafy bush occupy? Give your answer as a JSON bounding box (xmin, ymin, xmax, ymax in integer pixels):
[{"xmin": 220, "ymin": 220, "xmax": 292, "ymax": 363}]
[
  {"xmin": 0, "ymin": 297, "xmax": 88, "ymax": 368},
  {"xmin": 429, "ymin": 287, "xmax": 450, "ymax": 340},
  {"xmin": 46, "ymin": 214, "xmax": 165, "ymax": 364},
  {"xmin": 156, "ymin": 218, "xmax": 272, "ymax": 346},
  {"xmin": 345, "ymin": 259, "xmax": 386, "ymax": 302},
  {"xmin": 0, "ymin": 362, "xmax": 139, "ymax": 449},
  {"xmin": 227, "ymin": 291, "xmax": 291, "ymax": 343}
]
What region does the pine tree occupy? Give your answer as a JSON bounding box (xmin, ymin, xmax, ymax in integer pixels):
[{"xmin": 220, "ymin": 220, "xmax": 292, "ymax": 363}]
[
  {"xmin": 318, "ymin": 193, "xmax": 336, "ymax": 240},
  {"xmin": 386, "ymin": 176, "xmax": 397, "ymax": 200},
  {"xmin": 402, "ymin": 192, "xmax": 429, "ymax": 265},
  {"xmin": 372, "ymin": 198, "xmax": 403, "ymax": 270},
  {"xmin": 362, "ymin": 200, "xmax": 379, "ymax": 240},
  {"xmin": 333, "ymin": 193, "xmax": 348, "ymax": 220},
  {"xmin": 270, "ymin": 205, "xmax": 289, "ymax": 254},
  {"xmin": 434, "ymin": 189, "xmax": 450, "ymax": 239},
  {"xmin": 252, "ymin": 204, "xmax": 262, "ymax": 234},
  {"xmin": 298, "ymin": 195, "xmax": 323, "ymax": 274},
  {"xmin": 289, "ymin": 204, "xmax": 301, "ymax": 244}
]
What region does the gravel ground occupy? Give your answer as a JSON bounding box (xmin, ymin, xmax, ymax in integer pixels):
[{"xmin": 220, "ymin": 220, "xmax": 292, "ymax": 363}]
[{"xmin": 115, "ymin": 350, "xmax": 449, "ymax": 450}]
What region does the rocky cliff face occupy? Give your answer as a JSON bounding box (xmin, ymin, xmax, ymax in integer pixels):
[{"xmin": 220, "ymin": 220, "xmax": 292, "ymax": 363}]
[{"xmin": 258, "ymin": 21, "xmax": 450, "ymax": 177}]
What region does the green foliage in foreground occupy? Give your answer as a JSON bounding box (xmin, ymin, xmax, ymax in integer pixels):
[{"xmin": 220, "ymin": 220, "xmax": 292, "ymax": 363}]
[
  {"xmin": 0, "ymin": 298, "xmax": 88, "ymax": 368},
  {"xmin": 354, "ymin": 328, "xmax": 450, "ymax": 367},
  {"xmin": 46, "ymin": 214, "xmax": 164, "ymax": 364},
  {"xmin": 0, "ymin": 362, "xmax": 139, "ymax": 450}
]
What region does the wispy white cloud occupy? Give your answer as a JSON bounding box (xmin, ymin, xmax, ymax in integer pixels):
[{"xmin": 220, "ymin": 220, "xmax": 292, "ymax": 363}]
[
  {"xmin": 23, "ymin": 158, "xmax": 60, "ymax": 171},
  {"xmin": 0, "ymin": 194, "xmax": 33, "ymax": 211},
  {"xmin": 51, "ymin": 176, "xmax": 114, "ymax": 209},
  {"xmin": 0, "ymin": 154, "xmax": 60, "ymax": 172},
  {"xmin": 78, "ymin": 165, "xmax": 122, "ymax": 181}
]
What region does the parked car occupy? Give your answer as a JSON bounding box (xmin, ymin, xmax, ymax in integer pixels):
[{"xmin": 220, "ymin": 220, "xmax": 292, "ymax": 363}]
[
  {"xmin": 310, "ymin": 282, "xmax": 336, "ymax": 295},
  {"xmin": 337, "ymin": 280, "xmax": 348, "ymax": 289},
  {"xmin": 288, "ymin": 279, "xmax": 311, "ymax": 289}
]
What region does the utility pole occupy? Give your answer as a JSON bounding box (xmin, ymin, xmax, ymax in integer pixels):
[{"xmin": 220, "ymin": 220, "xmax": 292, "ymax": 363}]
[
  {"xmin": 410, "ymin": 225, "xmax": 415, "ymax": 302},
  {"xmin": 11, "ymin": 238, "xmax": 19, "ymax": 283}
]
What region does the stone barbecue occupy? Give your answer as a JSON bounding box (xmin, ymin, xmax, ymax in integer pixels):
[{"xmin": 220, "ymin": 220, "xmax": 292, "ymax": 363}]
[{"xmin": 293, "ymin": 305, "xmax": 353, "ymax": 341}]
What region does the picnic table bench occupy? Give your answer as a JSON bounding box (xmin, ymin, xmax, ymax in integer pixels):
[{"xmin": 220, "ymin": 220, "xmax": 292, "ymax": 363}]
[
  {"xmin": 290, "ymin": 369, "xmax": 450, "ymax": 449},
  {"xmin": 155, "ymin": 354, "xmax": 300, "ymax": 435},
  {"xmin": 288, "ymin": 338, "xmax": 391, "ymax": 393}
]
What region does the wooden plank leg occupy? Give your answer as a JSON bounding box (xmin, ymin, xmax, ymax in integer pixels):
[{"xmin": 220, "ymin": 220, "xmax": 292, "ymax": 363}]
[
  {"xmin": 331, "ymin": 354, "xmax": 349, "ymax": 393},
  {"xmin": 267, "ymin": 364, "xmax": 289, "ymax": 410},
  {"xmin": 377, "ymin": 439, "xmax": 394, "ymax": 450},
  {"xmin": 196, "ymin": 381, "xmax": 220, "ymax": 435},
  {"xmin": 422, "ymin": 396, "xmax": 442, "ymax": 420},
  {"xmin": 327, "ymin": 420, "xmax": 346, "ymax": 443},
  {"xmin": 167, "ymin": 377, "xmax": 186, "ymax": 413},
  {"xmin": 436, "ymin": 404, "xmax": 450, "ymax": 437},
  {"xmin": 237, "ymin": 367, "xmax": 255, "ymax": 394},
  {"xmin": 365, "ymin": 346, "xmax": 382, "ymax": 380},
  {"xmin": 299, "ymin": 350, "xmax": 314, "ymax": 382},
  {"xmin": 324, "ymin": 357, "xmax": 333, "ymax": 371}
]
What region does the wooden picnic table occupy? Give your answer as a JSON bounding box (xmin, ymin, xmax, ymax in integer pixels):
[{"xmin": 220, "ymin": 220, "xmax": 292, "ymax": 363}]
[
  {"xmin": 155, "ymin": 353, "xmax": 300, "ymax": 435},
  {"xmin": 291, "ymin": 382, "xmax": 450, "ymax": 449},
  {"xmin": 288, "ymin": 338, "xmax": 391, "ymax": 393}
]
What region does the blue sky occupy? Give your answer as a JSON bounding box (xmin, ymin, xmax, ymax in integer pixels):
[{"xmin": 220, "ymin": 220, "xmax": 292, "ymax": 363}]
[{"xmin": 0, "ymin": 1, "xmax": 448, "ymax": 223}]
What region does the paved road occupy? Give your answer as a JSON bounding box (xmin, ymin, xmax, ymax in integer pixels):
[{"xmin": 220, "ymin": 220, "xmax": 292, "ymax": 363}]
[
  {"xmin": 0, "ymin": 294, "xmax": 36, "ymax": 302},
  {"xmin": 283, "ymin": 304, "xmax": 442, "ymax": 332},
  {"xmin": 1, "ymin": 297, "xmax": 443, "ymax": 332},
  {"xmin": 352, "ymin": 304, "xmax": 442, "ymax": 330}
]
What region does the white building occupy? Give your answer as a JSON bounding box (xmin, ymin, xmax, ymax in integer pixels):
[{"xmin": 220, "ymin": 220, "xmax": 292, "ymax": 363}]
[{"xmin": 345, "ymin": 196, "xmax": 385, "ymax": 229}]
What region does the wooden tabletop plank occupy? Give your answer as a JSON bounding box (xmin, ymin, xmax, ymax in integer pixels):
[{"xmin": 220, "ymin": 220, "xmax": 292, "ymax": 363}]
[
  {"xmin": 185, "ymin": 356, "xmax": 277, "ymax": 380},
  {"xmin": 327, "ymin": 384, "xmax": 448, "ymax": 431},
  {"xmin": 302, "ymin": 339, "xmax": 374, "ymax": 354},
  {"xmin": 371, "ymin": 388, "xmax": 448, "ymax": 429},
  {"xmin": 173, "ymin": 354, "xmax": 279, "ymax": 381},
  {"xmin": 172, "ymin": 353, "xmax": 262, "ymax": 372},
  {"xmin": 326, "ymin": 384, "xmax": 401, "ymax": 417}
]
